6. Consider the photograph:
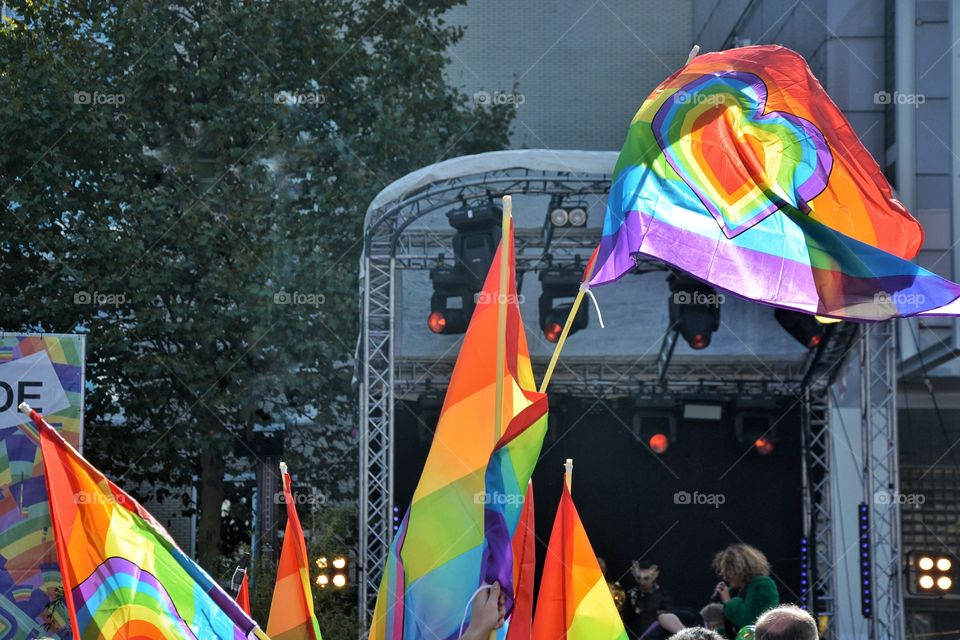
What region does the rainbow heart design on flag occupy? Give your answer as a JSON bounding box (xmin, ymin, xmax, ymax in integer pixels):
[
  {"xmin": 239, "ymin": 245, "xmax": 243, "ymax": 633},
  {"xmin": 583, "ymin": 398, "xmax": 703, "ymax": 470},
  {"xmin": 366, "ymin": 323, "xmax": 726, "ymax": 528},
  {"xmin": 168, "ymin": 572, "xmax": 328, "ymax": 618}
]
[{"xmin": 651, "ymin": 70, "xmax": 832, "ymax": 238}]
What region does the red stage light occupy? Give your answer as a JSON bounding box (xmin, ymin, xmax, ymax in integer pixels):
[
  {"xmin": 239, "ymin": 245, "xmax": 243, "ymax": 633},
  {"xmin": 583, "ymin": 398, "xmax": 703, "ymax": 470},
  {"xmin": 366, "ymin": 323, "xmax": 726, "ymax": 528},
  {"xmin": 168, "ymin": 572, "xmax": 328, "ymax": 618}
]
[
  {"xmin": 754, "ymin": 436, "xmax": 775, "ymax": 455},
  {"xmin": 544, "ymin": 321, "xmax": 563, "ymax": 343},
  {"xmin": 690, "ymin": 334, "xmax": 710, "ymax": 349},
  {"xmin": 649, "ymin": 433, "xmax": 669, "ymax": 454},
  {"xmin": 428, "ymin": 311, "xmax": 447, "ymax": 334},
  {"xmin": 808, "ymin": 334, "xmax": 823, "ymax": 348}
]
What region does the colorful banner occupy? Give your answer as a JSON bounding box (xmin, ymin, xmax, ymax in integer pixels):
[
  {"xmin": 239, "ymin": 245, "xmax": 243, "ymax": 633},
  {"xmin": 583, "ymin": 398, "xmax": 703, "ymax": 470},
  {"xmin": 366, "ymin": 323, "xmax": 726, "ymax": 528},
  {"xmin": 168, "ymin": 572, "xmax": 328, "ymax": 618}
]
[{"xmin": 0, "ymin": 334, "xmax": 84, "ymax": 639}]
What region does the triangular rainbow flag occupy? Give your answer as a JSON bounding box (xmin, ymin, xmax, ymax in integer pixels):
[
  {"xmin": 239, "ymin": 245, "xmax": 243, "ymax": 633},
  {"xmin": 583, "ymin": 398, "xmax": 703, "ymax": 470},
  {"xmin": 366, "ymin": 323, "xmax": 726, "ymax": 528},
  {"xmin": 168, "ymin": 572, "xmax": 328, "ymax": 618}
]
[
  {"xmin": 532, "ymin": 474, "xmax": 628, "ymax": 640},
  {"xmin": 237, "ymin": 573, "xmax": 252, "ymax": 616},
  {"xmin": 267, "ymin": 463, "xmax": 323, "ymax": 640},
  {"xmin": 505, "ymin": 481, "xmax": 535, "ymax": 640},
  {"xmin": 369, "ymin": 218, "xmax": 549, "ymax": 639},
  {"xmin": 25, "ymin": 405, "xmax": 268, "ymax": 640}
]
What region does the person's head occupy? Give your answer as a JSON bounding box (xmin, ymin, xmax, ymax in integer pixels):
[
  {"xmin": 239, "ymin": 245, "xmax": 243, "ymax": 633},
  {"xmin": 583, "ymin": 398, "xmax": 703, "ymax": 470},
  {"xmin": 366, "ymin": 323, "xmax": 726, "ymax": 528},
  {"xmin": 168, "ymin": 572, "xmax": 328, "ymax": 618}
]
[
  {"xmin": 754, "ymin": 605, "xmax": 818, "ymax": 640},
  {"xmin": 699, "ymin": 603, "xmax": 725, "ymax": 631},
  {"xmin": 668, "ymin": 628, "xmax": 725, "ymax": 640},
  {"xmin": 712, "ymin": 544, "xmax": 770, "ymax": 589},
  {"xmin": 632, "ymin": 560, "xmax": 660, "ymax": 592}
]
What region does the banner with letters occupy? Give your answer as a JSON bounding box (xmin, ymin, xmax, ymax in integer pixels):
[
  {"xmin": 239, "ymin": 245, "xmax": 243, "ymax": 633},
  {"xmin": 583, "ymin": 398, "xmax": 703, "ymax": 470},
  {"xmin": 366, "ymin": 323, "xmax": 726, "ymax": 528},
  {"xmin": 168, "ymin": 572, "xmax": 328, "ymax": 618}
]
[{"xmin": 0, "ymin": 334, "xmax": 84, "ymax": 639}]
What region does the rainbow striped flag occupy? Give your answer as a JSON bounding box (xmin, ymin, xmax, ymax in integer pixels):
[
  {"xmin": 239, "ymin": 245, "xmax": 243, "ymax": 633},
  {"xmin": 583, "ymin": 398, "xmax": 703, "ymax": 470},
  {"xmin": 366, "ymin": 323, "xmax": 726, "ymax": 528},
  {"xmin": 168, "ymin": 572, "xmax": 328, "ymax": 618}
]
[
  {"xmin": 531, "ymin": 481, "xmax": 628, "ymax": 640},
  {"xmin": 369, "ymin": 220, "xmax": 548, "ymax": 639},
  {"xmin": 505, "ymin": 481, "xmax": 535, "ymax": 640},
  {"xmin": 590, "ymin": 45, "xmax": 960, "ymax": 320},
  {"xmin": 27, "ymin": 406, "xmax": 268, "ymax": 640},
  {"xmin": 267, "ymin": 463, "xmax": 323, "ymax": 640}
]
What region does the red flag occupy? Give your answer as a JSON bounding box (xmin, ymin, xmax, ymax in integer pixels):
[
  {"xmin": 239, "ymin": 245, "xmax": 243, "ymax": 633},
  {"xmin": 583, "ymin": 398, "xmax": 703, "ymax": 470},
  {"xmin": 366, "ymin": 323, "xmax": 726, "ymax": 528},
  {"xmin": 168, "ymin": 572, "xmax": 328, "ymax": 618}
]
[
  {"xmin": 506, "ymin": 481, "xmax": 535, "ymax": 640},
  {"xmin": 237, "ymin": 572, "xmax": 251, "ymax": 615}
]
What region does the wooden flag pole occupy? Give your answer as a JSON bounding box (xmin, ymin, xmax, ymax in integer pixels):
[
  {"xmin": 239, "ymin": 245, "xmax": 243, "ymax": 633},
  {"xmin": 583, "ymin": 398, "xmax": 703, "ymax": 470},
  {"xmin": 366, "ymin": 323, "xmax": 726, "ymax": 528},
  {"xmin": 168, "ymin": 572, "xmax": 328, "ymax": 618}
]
[
  {"xmin": 489, "ymin": 195, "xmax": 512, "ymax": 640},
  {"xmin": 538, "ymin": 259, "xmax": 595, "ymax": 394},
  {"xmin": 494, "ymin": 195, "xmax": 512, "ymax": 444},
  {"xmin": 564, "ymin": 458, "xmax": 573, "ymax": 492}
]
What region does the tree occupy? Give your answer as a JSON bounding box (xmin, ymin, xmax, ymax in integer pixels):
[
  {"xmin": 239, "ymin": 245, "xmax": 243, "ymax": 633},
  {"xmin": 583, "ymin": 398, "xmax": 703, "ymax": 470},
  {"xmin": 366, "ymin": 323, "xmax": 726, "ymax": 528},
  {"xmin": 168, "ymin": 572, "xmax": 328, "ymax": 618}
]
[{"xmin": 0, "ymin": 0, "xmax": 513, "ymax": 568}]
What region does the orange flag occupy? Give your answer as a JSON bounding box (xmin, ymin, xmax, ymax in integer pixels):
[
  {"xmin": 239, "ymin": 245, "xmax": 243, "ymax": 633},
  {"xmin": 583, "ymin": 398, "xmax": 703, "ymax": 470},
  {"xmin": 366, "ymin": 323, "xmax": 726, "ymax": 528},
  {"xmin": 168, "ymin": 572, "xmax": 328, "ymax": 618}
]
[
  {"xmin": 267, "ymin": 463, "xmax": 323, "ymax": 640},
  {"xmin": 506, "ymin": 481, "xmax": 535, "ymax": 640},
  {"xmin": 237, "ymin": 572, "xmax": 252, "ymax": 616},
  {"xmin": 532, "ymin": 480, "xmax": 628, "ymax": 639}
]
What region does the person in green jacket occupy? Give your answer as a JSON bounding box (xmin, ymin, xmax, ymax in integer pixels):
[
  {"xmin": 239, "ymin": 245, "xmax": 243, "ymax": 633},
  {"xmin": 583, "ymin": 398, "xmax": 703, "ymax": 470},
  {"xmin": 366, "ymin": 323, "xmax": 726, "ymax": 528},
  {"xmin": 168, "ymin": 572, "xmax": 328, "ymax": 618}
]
[{"xmin": 711, "ymin": 544, "xmax": 780, "ymax": 639}]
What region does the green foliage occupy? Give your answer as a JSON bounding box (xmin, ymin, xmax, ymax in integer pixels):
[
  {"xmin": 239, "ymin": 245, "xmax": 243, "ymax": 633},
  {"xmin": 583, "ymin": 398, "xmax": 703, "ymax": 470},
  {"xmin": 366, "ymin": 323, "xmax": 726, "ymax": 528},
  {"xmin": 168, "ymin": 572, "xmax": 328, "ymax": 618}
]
[{"xmin": 0, "ymin": 0, "xmax": 513, "ymax": 567}]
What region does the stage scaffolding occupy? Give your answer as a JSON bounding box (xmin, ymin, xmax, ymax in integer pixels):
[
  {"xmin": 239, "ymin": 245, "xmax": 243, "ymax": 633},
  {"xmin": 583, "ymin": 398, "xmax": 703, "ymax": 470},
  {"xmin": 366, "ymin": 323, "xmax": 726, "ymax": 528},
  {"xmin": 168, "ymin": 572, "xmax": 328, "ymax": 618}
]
[{"xmin": 357, "ymin": 150, "xmax": 900, "ymax": 639}]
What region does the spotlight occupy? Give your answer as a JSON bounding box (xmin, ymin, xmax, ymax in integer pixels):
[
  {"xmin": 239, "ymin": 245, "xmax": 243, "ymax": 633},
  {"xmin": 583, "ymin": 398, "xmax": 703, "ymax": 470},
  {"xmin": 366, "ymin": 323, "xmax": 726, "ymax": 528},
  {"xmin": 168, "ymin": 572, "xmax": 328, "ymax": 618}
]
[
  {"xmin": 568, "ymin": 207, "xmax": 588, "ymax": 227},
  {"xmin": 428, "ymin": 266, "xmax": 475, "ymax": 335},
  {"xmin": 546, "ymin": 199, "xmax": 589, "ymax": 228},
  {"xmin": 549, "ymin": 208, "xmax": 569, "ymax": 227},
  {"xmin": 735, "ymin": 397, "xmax": 777, "ymax": 456},
  {"xmin": 447, "ymin": 200, "xmax": 502, "ymax": 290},
  {"xmin": 539, "ymin": 263, "xmax": 588, "ymax": 343},
  {"xmin": 332, "ymin": 557, "xmax": 347, "ymax": 570},
  {"xmin": 907, "ymin": 551, "xmax": 958, "ymax": 596},
  {"xmin": 668, "ymin": 274, "xmax": 720, "ymax": 350},
  {"xmin": 316, "ymin": 574, "xmax": 329, "ymax": 588},
  {"xmin": 631, "ymin": 395, "xmax": 677, "ymax": 455},
  {"xmin": 774, "ymin": 308, "xmax": 826, "ymax": 349},
  {"xmin": 333, "ymin": 574, "xmax": 347, "ymax": 588}
]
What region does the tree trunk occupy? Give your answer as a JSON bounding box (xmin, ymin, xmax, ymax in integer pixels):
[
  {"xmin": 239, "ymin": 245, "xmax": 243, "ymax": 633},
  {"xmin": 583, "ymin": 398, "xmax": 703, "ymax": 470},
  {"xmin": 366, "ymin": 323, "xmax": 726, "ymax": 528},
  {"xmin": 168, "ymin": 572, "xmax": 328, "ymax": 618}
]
[{"xmin": 196, "ymin": 445, "xmax": 226, "ymax": 568}]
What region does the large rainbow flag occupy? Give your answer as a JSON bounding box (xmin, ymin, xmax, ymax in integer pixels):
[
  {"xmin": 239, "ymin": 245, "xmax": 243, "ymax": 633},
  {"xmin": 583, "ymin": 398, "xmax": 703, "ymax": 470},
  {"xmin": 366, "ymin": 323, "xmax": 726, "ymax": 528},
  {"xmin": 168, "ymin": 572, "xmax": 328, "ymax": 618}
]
[
  {"xmin": 531, "ymin": 479, "xmax": 628, "ymax": 640},
  {"xmin": 589, "ymin": 45, "xmax": 960, "ymax": 320},
  {"xmin": 266, "ymin": 463, "xmax": 323, "ymax": 640},
  {"xmin": 369, "ymin": 220, "xmax": 549, "ymax": 639},
  {"xmin": 26, "ymin": 405, "xmax": 268, "ymax": 640}
]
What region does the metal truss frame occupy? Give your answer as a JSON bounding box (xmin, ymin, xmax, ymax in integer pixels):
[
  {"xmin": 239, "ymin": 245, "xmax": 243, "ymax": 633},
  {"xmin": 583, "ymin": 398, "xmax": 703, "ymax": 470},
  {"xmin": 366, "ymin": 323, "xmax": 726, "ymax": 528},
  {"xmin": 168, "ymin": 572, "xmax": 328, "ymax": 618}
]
[
  {"xmin": 357, "ymin": 153, "xmax": 897, "ymax": 632},
  {"xmin": 860, "ymin": 322, "xmax": 905, "ymax": 640}
]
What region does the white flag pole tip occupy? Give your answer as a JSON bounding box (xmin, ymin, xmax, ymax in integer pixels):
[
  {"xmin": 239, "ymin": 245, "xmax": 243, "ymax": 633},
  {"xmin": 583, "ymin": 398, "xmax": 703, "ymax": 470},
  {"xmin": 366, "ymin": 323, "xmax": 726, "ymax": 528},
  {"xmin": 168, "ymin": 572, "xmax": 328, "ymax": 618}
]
[{"xmin": 18, "ymin": 403, "xmax": 32, "ymax": 414}]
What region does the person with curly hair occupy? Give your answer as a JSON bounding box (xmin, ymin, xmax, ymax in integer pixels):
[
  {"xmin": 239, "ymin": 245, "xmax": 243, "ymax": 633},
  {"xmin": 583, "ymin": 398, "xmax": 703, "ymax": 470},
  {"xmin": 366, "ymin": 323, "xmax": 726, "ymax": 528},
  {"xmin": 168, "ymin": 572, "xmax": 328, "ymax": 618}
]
[{"xmin": 712, "ymin": 544, "xmax": 780, "ymax": 638}]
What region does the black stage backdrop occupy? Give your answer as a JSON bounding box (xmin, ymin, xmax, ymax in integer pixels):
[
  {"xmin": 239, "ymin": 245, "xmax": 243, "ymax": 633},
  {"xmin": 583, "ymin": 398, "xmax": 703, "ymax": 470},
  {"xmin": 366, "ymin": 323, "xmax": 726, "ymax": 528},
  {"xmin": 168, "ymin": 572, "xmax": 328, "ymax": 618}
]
[{"xmin": 394, "ymin": 396, "xmax": 803, "ymax": 613}]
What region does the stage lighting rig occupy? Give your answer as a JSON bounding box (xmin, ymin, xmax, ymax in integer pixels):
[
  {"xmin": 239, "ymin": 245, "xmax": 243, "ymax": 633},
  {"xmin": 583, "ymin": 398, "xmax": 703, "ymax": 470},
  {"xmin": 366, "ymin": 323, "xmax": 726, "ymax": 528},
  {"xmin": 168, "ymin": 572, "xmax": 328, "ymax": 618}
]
[
  {"xmin": 547, "ymin": 200, "xmax": 589, "ymax": 228},
  {"xmin": 428, "ymin": 262, "xmax": 475, "ymax": 335},
  {"xmin": 539, "ymin": 258, "xmax": 588, "ymax": 343},
  {"xmin": 668, "ymin": 273, "xmax": 721, "ymax": 349},
  {"xmin": 774, "ymin": 308, "xmax": 826, "ymax": 349},
  {"xmin": 907, "ymin": 551, "xmax": 957, "ymax": 597},
  {"xmin": 734, "ymin": 397, "xmax": 778, "ymax": 455},
  {"xmin": 447, "ymin": 199, "xmax": 503, "ymax": 290},
  {"xmin": 631, "ymin": 395, "xmax": 678, "ymax": 454}
]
